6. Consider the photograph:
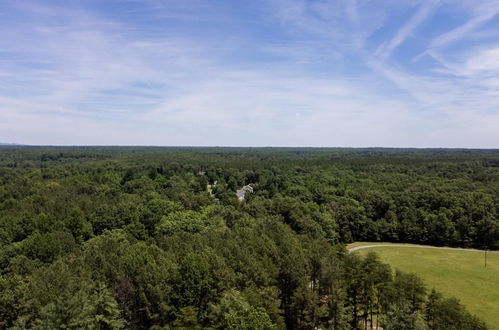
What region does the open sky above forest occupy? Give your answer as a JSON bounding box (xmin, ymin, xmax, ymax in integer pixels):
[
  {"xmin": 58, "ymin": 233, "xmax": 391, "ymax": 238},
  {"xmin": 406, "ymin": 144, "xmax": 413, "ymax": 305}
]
[{"xmin": 1, "ymin": 0, "xmax": 499, "ymax": 147}]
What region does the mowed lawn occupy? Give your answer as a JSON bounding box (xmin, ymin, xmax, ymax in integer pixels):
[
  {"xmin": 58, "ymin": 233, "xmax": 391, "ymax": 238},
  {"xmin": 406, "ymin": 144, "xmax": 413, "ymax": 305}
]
[{"xmin": 350, "ymin": 243, "xmax": 499, "ymax": 329}]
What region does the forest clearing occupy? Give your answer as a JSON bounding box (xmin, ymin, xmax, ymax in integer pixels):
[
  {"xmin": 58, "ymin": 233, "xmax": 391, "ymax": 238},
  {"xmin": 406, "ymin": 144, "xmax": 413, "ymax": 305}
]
[{"xmin": 351, "ymin": 242, "xmax": 499, "ymax": 328}]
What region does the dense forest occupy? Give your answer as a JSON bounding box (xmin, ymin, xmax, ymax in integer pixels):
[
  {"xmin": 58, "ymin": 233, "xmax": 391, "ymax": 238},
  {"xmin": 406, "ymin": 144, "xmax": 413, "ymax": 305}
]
[{"xmin": 1, "ymin": 146, "xmax": 497, "ymax": 329}]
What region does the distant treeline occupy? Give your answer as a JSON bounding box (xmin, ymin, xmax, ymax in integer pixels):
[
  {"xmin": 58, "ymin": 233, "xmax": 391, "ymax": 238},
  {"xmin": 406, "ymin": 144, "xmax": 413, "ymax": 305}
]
[{"xmin": 0, "ymin": 147, "xmax": 496, "ymax": 329}]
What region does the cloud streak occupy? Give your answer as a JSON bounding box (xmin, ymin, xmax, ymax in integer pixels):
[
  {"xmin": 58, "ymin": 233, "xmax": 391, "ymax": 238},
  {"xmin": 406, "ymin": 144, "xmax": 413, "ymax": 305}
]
[
  {"xmin": 429, "ymin": 0, "xmax": 499, "ymax": 49},
  {"xmin": 1, "ymin": 0, "xmax": 499, "ymax": 147},
  {"xmin": 375, "ymin": 0, "xmax": 441, "ymax": 60}
]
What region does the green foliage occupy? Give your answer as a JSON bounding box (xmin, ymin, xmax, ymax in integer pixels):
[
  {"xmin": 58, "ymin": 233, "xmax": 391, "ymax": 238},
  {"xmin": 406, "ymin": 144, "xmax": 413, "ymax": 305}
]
[
  {"xmin": 156, "ymin": 211, "xmax": 206, "ymax": 236},
  {"xmin": 383, "ymin": 300, "xmax": 427, "ymax": 330},
  {"xmin": 175, "ymin": 253, "xmax": 212, "ymax": 309},
  {"xmin": 356, "ymin": 244, "xmax": 497, "ymax": 328},
  {"xmin": 209, "ymin": 289, "xmax": 274, "ymax": 330},
  {"xmin": 64, "ymin": 207, "xmax": 93, "ymax": 242},
  {"xmin": 32, "ymin": 283, "xmax": 124, "ymax": 330},
  {"xmin": 425, "ymin": 290, "xmax": 487, "ymax": 330},
  {"xmin": 0, "ymin": 147, "xmax": 494, "ymax": 329},
  {"xmin": 172, "ymin": 306, "xmax": 201, "ymax": 329}
]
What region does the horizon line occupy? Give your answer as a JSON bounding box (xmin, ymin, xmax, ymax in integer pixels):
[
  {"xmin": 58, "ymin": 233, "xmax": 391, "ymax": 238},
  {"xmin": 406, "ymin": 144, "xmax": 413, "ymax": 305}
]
[{"xmin": 2, "ymin": 144, "xmax": 499, "ymax": 150}]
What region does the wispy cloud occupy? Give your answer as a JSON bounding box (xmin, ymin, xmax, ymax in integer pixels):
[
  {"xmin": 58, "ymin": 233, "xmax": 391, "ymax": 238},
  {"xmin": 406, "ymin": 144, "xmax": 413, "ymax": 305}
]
[
  {"xmin": 1, "ymin": 0, "xmax": 499, "ymax": 147},
  {"xmin": 429, "ymin": 0, "xmax": 499, "ymax": 49},
  {"xmin": 375, "ymin": 0, "xmax": 441, "ymax": 60}
]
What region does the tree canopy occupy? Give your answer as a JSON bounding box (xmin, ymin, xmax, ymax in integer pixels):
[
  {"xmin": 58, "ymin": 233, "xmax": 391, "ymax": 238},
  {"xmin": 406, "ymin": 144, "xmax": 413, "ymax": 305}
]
[{"xmin": 0, "ymin": 146, "xmax": 495, "ymax": 329}]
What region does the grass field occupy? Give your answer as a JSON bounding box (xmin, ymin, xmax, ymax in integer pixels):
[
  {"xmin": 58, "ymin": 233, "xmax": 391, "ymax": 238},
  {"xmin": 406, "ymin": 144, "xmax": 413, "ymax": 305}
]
[{"xmin": 349, "ymin": 242, "xmax": 499, "ymax": 329}]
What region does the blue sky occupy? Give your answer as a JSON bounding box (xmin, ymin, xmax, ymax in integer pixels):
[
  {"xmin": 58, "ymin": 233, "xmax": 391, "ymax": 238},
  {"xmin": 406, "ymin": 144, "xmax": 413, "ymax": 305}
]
[{"xmin": 1, "ymin": 0, "xmax": 499, "ymax": 147}]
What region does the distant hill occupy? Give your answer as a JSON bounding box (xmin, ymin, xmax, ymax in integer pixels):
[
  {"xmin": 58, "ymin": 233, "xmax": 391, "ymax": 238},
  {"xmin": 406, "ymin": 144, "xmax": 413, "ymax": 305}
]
[{"xmin": 0, "ymin": 143, "xmax": 21, "ymax": 146}]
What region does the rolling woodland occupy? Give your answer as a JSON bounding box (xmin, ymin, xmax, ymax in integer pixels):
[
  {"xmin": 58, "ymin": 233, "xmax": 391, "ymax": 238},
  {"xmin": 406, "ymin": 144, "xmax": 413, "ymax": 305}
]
[{"xmin": 1, "ymin": 147, "xmax": 497, "ymax": 329}]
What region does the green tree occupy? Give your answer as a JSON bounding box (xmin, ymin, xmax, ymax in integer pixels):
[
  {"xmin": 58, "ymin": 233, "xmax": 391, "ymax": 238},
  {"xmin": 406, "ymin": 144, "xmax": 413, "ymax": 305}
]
[
  {"xmin": 32, "ymin": 284, "xmax": 124, "ymax": 329},
  {"xmin": 209, "ymin": 289, "xmax": 274, "ymax": 330}
]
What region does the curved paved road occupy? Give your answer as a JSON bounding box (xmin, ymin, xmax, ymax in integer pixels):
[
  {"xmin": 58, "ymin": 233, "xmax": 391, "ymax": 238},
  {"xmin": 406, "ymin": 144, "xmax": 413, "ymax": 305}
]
[{"xmin": 348, "ymin": 244, "xmax": 499, "ymax": 253}]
